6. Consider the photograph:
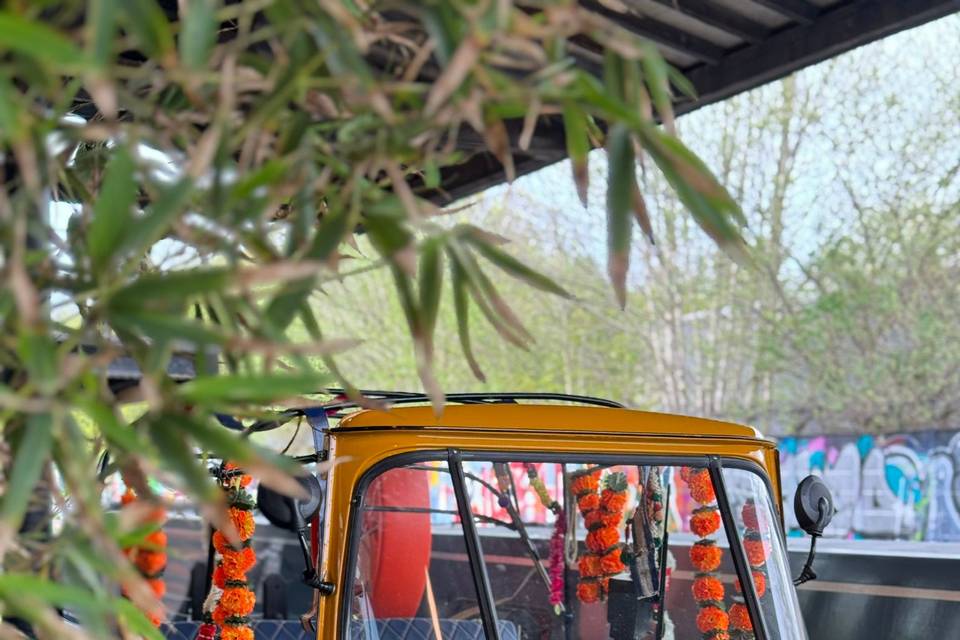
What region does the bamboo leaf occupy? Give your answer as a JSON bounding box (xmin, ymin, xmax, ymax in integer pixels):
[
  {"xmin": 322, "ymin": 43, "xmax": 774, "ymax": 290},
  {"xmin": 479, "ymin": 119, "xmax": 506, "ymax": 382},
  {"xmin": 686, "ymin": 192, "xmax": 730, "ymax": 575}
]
[
  {"xmin": 449, "ymin": 253, "xmax": 485, "ymax": 381},
  {"xmin": 0, "ymin": 414, "xmax": 54, "ymax": 526},
  {"xmin": 563, "ymin": 102, "xmax": 590, "ymax": 207},
  {"xmin": 606, "ymin": 123, "xmax": 635, "ymax": 308},
  {"xmin": 87, "ymin": 0, "xmax": 118, "ymax": 69},
  {"xmin": 638, "ymin": 123, "xmax": 749, "ymax": 263},
  {"xmin": 178, "ymin": 372, "xmax": 330, "ymax": 404},
  {"xmin": 418, "ymin": 237, "xmax": 444, "ymax": 345},
  {"xmin": 110, "ymin": 268, "xmax": 231, "ymax": 309},
  {"xmin": 179, "ymin": 0, "xmax": 218, "ymax": 71},
  {"xmin": 119, "ymin": 0, "xmax": 175, "ymax": 60},
  {"xmin": 146, "ymin": 424, "xmax": 217, "ymax": 500},
  {"xmin": 0, "ymin": 13, "xmax": 85, "ymax": 67},
  {"xmin": 88, "ymin": 147, "xmax": 137, "ymax": 274},
  {"xmin": 118, "ymin": 177, "xmax": 194, "ymax": 259},
  {"xmin": 462, "ymin": 229, "xmax": 571, "ymax": 298},
  {"xmin": 641, "ymin": 43, "xmax": 674, "ymax": 132}
]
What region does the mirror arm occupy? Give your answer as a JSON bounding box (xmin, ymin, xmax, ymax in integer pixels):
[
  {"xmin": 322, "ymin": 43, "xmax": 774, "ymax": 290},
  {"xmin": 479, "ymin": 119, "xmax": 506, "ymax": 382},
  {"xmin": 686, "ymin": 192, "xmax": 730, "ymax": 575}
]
[
  {"xmin": 295, "ymin": 520, "xmax": 336, "ymax": 596},
  {"xmin": 793, "ymin": 497, "xmax": 830, "ymax": 586}
]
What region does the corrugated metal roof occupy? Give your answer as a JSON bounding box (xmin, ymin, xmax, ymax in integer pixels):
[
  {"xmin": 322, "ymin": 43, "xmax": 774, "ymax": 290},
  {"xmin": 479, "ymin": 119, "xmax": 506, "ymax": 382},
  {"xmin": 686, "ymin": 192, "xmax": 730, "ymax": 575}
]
[{"xmin": 431, "ymin": 0, "xmax": 960, "ymax": 203}]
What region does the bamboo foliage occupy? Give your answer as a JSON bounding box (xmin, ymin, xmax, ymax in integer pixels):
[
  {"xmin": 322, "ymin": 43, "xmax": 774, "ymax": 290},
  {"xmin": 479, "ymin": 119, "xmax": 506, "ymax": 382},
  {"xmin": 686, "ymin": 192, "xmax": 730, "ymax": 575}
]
[{"xmin": 0, "ymin": 1, "xmax": 745, "ymax": 633}]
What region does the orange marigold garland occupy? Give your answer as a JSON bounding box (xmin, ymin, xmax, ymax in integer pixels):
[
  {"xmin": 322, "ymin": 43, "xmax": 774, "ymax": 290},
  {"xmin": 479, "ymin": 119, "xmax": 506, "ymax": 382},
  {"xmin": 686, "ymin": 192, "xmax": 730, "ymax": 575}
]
[
  {"xmin": 572, "ymin": 469, "xmax": 602, "ymax": 603},
  {"xmin": 199, "ymin": 462, "xmax": 257, "ymax": 640},
  {"xmin": 574, "ymin": 470, "xmax": 627, "ymax": 603},
  {"xmin": 120, "ymin": 487, "xmax": 167, "ymax": 627},
  {"xmin": 683, "ymin": 467, "xmax": 729, "ymax": 640}
]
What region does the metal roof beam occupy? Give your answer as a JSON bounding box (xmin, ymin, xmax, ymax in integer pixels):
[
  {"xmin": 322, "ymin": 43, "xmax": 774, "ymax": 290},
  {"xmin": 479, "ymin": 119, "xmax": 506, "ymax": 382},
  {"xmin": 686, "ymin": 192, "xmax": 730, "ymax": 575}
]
[
  {"xmin": 581, "ymin": 0, "xmax": 727, "ymax": 64},
  {"xmin": 749, "ymin": 0, "xmax": 821, "ymax": 24},
  {"xmin": 647, "ymin": 0, "xmax": 769, "ymax": 43},
  {"xmin": 683, "ymin": 0, "xmax": 960, "ymax": 115}
]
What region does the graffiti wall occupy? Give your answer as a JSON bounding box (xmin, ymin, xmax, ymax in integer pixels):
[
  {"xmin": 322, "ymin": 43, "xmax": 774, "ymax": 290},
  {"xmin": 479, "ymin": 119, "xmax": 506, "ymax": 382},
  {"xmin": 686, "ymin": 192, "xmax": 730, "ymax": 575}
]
[{"xmin": 778, "ymin": 430, "xmax": 960, "ymax": 541}]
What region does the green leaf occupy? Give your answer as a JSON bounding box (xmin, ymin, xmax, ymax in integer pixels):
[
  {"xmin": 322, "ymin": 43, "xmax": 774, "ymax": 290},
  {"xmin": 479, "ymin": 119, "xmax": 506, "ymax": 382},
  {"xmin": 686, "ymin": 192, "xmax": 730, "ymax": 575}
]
[
  {"xmin": 116, "ymin": 598, "xmax": 165, "ymax": 640},
  {"xmin": 0, "ymin": 13, "xmax": 85, "ymax": 67},
  {"xmin": 0, "ymin": 73, "xmax": 25, "ymax": 141},
  {"xmin": 88, "ymin": 147, "xmax": 137, "ymax": 273},
  {"xmin": 118, "ymin": 177, "xmax": 194, "ymax": 258},
  {"xmin": 178, "ymin": 372, "xmax": 330, "ymax": 404},
  {"xmin": 637, "ymin": 123, "xmax": 749, "ymax": 263},
  {"xmin": 77, "ymin": 399, "xmax": 149, "ymax": 454},
  {"xmin": 0, "ymin": 573, "xmax": 116, "ymax": 612},
  {"xmin": 110, "ymin": 268, "xmax": 231, "ymax": 309},
  {"xmin": 179, "ymin": 0, "xmax": 218, "ymax": 71},
  {"xmin": 146, "ymin": 423, "xmax": 216, "ymax": 500},
  {"xmin": 151, "ymin": 412, "xmax": 251, "ymax": 462},
  {"xmin": 110, "ymin": 312, "xmax": 227, "ymax": 346},
  {"xmin": 265, "ymin": 277, "xmax": 317, "ymax": 332},
  {"xmin": 87, "ymin": 0, "xmax": 119, "ymax": 68},
  {"xmin": 120, "ymin": 0, "xmax": 176, "ymax": 60},
  {"xmin": 0, "ymin": 414, "xmax": 54, "ymax": 526},
  {"xmin": 641, "ymin": 43, "xmax": 672, "ymax": 125},
  {"xmin": 16, "ymin": 331, "xmax": 59, "ymax": 394},
  {"xmin": 462, "ymin": 229, "xmax": 570, "ymax": 298},
  {"xmin": 418, "ymin": 237, "xmax": 444, "ymax": 342},
  {"xmin": 449, "ymin": 254, "xmax": 485, "ymax": 381},
  {"xmin": 307, "ymin": 206, "xmax": 349, "ymax": 260},
  {"xmin": 562, "ymin": 102, "xmax": 590, "ymax": 207},
  {"xmin": 606, "ymin": 123, "xmax": 635, "ymax": 308}
]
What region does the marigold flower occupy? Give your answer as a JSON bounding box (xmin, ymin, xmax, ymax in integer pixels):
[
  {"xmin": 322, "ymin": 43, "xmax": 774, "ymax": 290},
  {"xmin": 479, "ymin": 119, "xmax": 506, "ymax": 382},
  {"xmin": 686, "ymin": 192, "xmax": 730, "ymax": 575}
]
[
  {"xmin": 571, "ymin": 472, "xmax": 600, "ymax": 497},
  {"xmin": 599, "ymin": 489, "xmax": 627, "ymax": 514},
  {"xmin": 135, "ymin": 551, "xmax": 167, "ymax": 577},
  {"xmin": 229, "ymin": 508, "xmax": 255, "ymax": 541},
  {"xmin": 121, "ymin": 489, "xmax": 137, "ymax": 506},
  {"xmin": 577, "ymin": 581, "xmax": 600, "ymax": 603},
  {"xmin": 147, "ymin": 578, "xmax": 166, "ymax": 599},
  {"xmin": 744, "ymin": 538, "xmax": 770, "ymax": 567},
  {"xmin": 212, "ymin": 606, "xmax": 228, "ymax": 627},
  {"xmin": 586, "ymin": 526, "xmax": 619, "ymax": 553},
  {"xmin": 579, "ymin": 554, "xmax": 601, "ymax": 578},
  {"xmin": 213, "ymin": 530, "xmax": 232, "ymax": 554},
  {"xmin": 221, "ymin": 547, "xmax": 256, "ymax": 579},
  {"xmin": 690, "ymin": 541, "xmax": 723, "ymax": 573},
  {"xmin": 213, "ymin": 564, "xmax": 226, "ymax": 589},
  {"xmin": 144, "ymin": 530, "xmax": 167, "ymax": 549},
  {"xmin": 584, "ymin": 510, "xmax": 604, "ymax": 529},
  {"xmin": 692, "ymin": 575, "xmax": 725, "ymax": 603},
  {"xmin": 599, "ymin": 549, "xmax": 625, "ymax": 576},
  {"xmin": 219, "ymin": 587, "xmax": 256, "ymax": 617},
  {"xmin": 735, "ymin": 571, "xmax": 766, "ymax": 598},
  {"xmin": 577, "ymin": 493, "xmax": 600, "ymax": 513},
  {"xmin": 741, "ymin": 499, "xmax": 759, "ymax": 530},
  {"xmin": 688, "ymin": 470, "xmax": 716, "ymax": 505},
  {"xmin": 696, "ymin": 606, "xmax": 729, "ymax": 633},
  {"xmin": 220, "ymin": 627, "xmax": 254, "ymax": 640},
  {"xmin": 729, "ymin": 603, "xmax": 752, "ymax": 631},
  {"xmin": 690, "ymin": 507, "xmax": 721, "ymax": 538}
]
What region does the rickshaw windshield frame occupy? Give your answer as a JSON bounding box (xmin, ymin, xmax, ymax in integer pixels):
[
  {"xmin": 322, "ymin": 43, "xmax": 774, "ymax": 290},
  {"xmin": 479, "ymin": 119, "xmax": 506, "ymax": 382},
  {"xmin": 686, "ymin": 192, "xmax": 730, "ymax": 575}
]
[{"xmin": 340, "ymin": 450, "xmax": 787, "ymax": 640}]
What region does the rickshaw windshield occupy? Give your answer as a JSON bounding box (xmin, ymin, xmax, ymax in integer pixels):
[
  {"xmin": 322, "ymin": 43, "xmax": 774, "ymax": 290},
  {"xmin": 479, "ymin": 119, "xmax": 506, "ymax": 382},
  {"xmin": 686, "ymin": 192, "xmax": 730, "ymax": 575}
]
[{"xmin": 345, "ymin": 455, "xmax": 805, "ymax": 640}]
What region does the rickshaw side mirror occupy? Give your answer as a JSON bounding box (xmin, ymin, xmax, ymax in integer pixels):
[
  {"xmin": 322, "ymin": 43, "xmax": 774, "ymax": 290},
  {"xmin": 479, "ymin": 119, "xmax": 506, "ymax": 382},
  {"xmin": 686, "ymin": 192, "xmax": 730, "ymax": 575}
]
[
  {"xmin": 257, "ymin": 475, "xmax": 333, "ymax": 596},
  {"xmin": 792, "ymin": 475, "xmax": 834, "ymax": 586},
  {"xmin": 793, "ymin": 475, "xmax": 834, "ymax": 536},
  {"xmin": 257, "ymin": 474, "xmax": 324, "ymax": 532}
]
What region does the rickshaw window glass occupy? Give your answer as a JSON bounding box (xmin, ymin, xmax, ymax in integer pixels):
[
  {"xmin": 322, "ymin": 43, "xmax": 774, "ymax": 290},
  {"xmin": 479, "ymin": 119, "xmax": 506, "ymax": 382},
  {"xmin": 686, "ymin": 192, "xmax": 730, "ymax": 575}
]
[
  {"xmin": 346, "ymin": 461, "xmax": 485, "ymax": 640},
  {"xmin": 461, "ymin": 461, "xmax": 755, "ymax": 640},
  {"xmin": 723, "ymin": 467, "xmax": 808, "ymax": 640}
]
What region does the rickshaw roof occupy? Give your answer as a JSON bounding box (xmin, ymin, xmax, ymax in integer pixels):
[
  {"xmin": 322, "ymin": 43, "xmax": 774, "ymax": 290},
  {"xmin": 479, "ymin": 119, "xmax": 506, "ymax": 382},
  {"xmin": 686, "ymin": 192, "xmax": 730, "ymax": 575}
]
[{"xmin": 335, "ymin": 403, "xmax": 766, "ymax": 441}]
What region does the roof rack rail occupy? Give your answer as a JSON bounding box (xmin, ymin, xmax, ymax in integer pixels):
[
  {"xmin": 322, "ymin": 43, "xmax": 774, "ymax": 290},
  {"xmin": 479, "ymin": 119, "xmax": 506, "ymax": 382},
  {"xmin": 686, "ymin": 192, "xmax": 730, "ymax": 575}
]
[
  {"xmin": 318, "ymin": 390, "xmax": 625, "ymax": 415},
  {"xmin": 215, "ymin": 390, "xmax": 624, "ymax": 434}
]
